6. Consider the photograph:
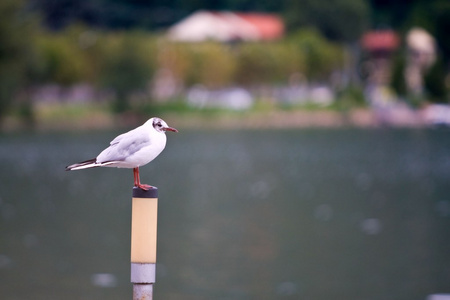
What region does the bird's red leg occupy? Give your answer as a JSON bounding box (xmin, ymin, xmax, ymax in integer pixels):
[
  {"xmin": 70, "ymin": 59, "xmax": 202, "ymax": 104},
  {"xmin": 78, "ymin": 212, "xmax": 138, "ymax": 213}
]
[
  {"xmin": 133, "ymin": 167, "xmax": 152, "ymax": 190},
  {"xmin": 133, "ymin": 167, "xmax": 139, "ymax": 187}
]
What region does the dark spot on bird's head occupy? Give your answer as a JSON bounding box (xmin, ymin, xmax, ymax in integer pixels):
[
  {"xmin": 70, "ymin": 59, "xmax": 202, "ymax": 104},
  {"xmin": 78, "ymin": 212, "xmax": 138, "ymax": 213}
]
[{"xmin": 152, "ymin": 117, "xmax": 165, "ymax": 132}]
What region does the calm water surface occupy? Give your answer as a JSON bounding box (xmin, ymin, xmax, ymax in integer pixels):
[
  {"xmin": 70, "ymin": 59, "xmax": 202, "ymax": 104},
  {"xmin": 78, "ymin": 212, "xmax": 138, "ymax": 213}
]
[{"xmin": 1, "ymin": 128, "xmax": 450, "ymax": 300}]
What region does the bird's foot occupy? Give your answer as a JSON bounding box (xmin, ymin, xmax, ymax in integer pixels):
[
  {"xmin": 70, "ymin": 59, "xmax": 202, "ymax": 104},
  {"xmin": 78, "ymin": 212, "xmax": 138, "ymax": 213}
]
[{"xmin": 135, "ymin": 183, "xmax": 154, "ymax": 191}]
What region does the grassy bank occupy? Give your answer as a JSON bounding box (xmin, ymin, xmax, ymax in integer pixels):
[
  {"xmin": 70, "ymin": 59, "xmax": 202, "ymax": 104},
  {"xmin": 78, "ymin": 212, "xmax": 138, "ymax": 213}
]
[
  {"xmin": 2, "ymin": 101, "xmax": 387, "ymax": 132},
  {"xmin": 3, "ymin": 98, "xmax": 431, "ymax": 132}
]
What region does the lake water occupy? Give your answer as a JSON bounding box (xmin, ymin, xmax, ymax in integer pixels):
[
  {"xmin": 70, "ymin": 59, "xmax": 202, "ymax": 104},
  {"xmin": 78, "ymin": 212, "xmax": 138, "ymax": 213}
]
[{"xmin": 1, "ymin": 128, "xmax": 450, "ymax": 300}]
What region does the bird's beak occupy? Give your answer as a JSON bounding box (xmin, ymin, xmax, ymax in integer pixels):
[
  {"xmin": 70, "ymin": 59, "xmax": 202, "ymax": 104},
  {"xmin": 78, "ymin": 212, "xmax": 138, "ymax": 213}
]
[{"xmin": 163, "ymin": 126, "xmax": 178, "ymax": 133}]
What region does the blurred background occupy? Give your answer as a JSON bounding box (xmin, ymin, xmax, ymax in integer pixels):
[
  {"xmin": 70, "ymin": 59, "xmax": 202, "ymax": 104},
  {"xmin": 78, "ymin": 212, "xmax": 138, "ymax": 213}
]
[{"xmin": 1, "ymin": 0, "xmax": 450, "ymax": 299}]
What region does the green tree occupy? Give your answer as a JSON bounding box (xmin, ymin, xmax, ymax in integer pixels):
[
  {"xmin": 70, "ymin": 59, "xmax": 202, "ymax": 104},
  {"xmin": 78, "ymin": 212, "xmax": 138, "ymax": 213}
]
[
  {"xmin": 235, "ymin": 42, "xmax": 304, "ymax": 85},
  {"xmin": 36, "ymin": 26, "xmax": 91, "ymax": 86},
  {"xmin": 0, "ymin": 0, "xmax": 39, "ymax": 127},
  {"xmin": 424, "ymin": 58, "xmax": 448, "ymax": 102},
  {"xmin": 99, "ymin": 32, "xmax": 156, "ymax": 112},
  {"xmin": 289, "ymin": 29, "xmax": 345, "ymax": 81},
  {"xmin": 283, "ymin": 0, "xmax": 370, "ymax": 42},
  {"xmin": 184, "ymin": 42, "xmax": 237, "ymax": 88}
]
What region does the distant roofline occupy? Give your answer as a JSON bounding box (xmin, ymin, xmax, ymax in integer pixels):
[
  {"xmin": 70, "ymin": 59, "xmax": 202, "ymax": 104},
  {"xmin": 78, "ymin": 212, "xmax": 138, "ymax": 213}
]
[{"xmin": 168, "ymin": 10, "xmax": 284, "ymax": 42}]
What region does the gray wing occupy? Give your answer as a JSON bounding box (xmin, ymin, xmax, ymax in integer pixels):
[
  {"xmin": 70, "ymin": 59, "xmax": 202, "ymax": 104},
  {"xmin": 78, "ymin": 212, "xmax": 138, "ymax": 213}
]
[{"xmin": 97, "ymin": 126, "xmax": 151, "ymax": 163}]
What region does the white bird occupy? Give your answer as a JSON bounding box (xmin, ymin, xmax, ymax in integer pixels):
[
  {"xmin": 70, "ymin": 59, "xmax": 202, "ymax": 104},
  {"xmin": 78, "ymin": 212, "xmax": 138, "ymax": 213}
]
[{"xmin": 66, "ymin": 117, "xmax": 178, "ymax": 190}]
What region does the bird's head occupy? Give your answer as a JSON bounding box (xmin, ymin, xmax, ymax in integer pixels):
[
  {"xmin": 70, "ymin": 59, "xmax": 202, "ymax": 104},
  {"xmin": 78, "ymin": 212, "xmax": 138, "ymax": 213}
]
[{"xmin": 152, "ymin": 117, "xmax": 178, "ymax": 133}]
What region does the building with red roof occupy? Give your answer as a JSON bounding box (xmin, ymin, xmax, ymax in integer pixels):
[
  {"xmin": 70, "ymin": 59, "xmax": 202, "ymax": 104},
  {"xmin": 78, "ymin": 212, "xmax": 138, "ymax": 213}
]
[
  {"xmin": 361, "ymin": 30, "xmax": 400, "ymax": 54},
  {"xmin": 167, "ymin": 10, "xmax": 284, "ymax": 42}
]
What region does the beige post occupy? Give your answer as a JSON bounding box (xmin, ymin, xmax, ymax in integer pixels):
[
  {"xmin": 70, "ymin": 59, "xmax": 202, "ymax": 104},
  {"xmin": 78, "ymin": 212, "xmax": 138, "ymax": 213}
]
[{"xmin": 131, "ymin": 187, "xmax": 158, "ymax": 300}]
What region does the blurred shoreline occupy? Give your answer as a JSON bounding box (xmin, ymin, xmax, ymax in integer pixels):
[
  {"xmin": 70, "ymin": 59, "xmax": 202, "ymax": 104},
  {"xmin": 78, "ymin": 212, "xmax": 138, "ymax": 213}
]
[
  {"xmin": 2, "ymin": 107, "xmax": 435, "ymax": 132},
  {"xmin": 141, "ymin": 107, "xmax": 441, "ymax": 130}
]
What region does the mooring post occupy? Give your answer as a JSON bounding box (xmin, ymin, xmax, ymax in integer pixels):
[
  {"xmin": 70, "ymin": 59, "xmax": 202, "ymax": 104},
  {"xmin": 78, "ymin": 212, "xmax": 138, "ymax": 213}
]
[{"xmin": 131, "ymin": 187, "xmax": 158, "ymax": 300}]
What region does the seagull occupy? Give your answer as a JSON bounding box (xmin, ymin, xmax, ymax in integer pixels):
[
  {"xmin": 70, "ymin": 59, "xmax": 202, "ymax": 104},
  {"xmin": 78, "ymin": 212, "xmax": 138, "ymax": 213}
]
[{"xmin": 66, "ymin": 117, "xmax": 178, "ymax": 190}]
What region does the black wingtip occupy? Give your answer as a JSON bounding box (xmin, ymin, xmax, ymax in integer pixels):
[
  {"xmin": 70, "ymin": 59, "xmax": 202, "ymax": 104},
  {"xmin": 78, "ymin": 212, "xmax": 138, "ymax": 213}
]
[{"xmin": 65, "ymin": 158, "xmax": 96, "ymax": 171}]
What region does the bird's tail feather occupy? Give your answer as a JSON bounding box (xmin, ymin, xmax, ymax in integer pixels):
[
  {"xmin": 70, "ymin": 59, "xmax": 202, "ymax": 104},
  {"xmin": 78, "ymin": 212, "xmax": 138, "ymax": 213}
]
[{"xmin": 66, "ymin": 158, "xmax": 98, "ymax": 171}]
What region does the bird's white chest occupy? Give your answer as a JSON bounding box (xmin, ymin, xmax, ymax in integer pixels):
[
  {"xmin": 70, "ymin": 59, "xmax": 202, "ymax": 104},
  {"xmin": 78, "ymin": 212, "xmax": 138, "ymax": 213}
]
[{"xmin": 127, "ymin": 132, "xmax": 167, "ymax": 166}]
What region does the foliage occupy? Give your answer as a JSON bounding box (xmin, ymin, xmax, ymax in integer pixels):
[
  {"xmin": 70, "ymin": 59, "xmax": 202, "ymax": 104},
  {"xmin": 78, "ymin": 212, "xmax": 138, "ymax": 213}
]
[
  {"xmin": 26, "ymin": 0, "xmax": 450, "ymax": 65},
  {"xmin": 391, "ymin": 52, "xmax": 448, "ymax": 104},
  {"xmin": 235, "ymin": 41, "xmax": 304, "ymax": 85},
  {"xmin": 390, "ymin": 53, "xmax": 408, "ymax": 98},
  {"xmin": 181, "ymin": 42, "xmax": 237, "ymax": 88},
  {"xmin": 98, "ymin": 31, "xmax": 157, "ymax": 112},
  {"xmin": 288, "ymin": 29, "xmax": 345, "ymax": 81},
  {"xmin": 334, "ymin": 85, "xmax": 367, "ymax": 110},
  {"xmin": 0, "ymin": 0, "xmax": 39, "ymax": 125},
  {"xmin": 283, "ymin": 0, "xmax": 370, "ymax": 42},
  {"xmin": 156, "ymin": 41, "xmax": 191, "ymax": 86},
  {"xmin": 34, "ymin": 28, "xmax": 158, "ymax": 112},
  {"xmin": 8, "ymin": 27, "xmax": 346, "ymax": 114},
  {"xmin": 153, "ymin": 29, "xmax": 343, "ymax": 88},
  {"xmin": 155, "ymin": 30, "xmax": 343, "ymax": 89},
  {"xmin": 29, "ymin": 0, "xmax": 369, "ymax": 42},
  {"xmin": 424, "ymin": 57, "xmax": 448, "ymax": 103},
  {"xmin": 157, "ymin": 41, "xmax": 237, "ymax": 88},
  {"xmin": 35, "ymin": 26, "xmax": 93, "ymax": 85}
]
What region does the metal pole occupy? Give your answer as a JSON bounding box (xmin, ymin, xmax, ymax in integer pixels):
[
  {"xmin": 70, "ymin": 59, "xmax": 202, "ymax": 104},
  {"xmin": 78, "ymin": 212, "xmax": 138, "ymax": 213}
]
[{"xmin": 131, "ymin": 187, "xmax": 158, "ymax": 300}]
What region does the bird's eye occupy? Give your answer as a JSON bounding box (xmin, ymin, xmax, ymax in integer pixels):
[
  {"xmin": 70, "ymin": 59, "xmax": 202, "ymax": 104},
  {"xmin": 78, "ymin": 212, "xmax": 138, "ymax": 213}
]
[{"xmin": 157, "ymin": 122, "xmax": 162, "ymax": 127}]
